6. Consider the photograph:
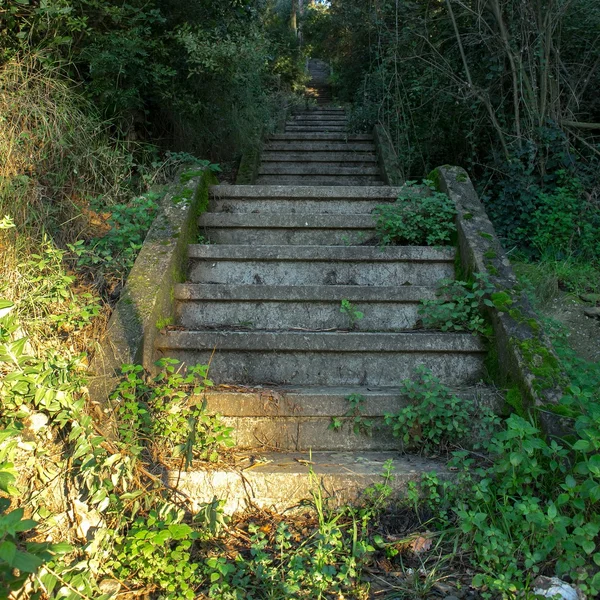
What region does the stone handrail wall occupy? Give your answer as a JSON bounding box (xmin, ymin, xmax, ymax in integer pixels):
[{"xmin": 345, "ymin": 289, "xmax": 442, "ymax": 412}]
[{"xmin": 432, "ymin": 166, "xmax": 568, "ymax": 437}]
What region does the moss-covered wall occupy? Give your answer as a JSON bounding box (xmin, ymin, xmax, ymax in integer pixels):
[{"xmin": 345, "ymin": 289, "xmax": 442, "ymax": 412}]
[{"xmin": 431, "ymin": 165, "xmax": 569, "ymax": 437}]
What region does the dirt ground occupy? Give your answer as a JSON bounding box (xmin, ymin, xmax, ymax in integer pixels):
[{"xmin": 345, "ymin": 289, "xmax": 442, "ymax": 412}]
[{"xmin": 544, "ymin": 293, "xmax": 600, "ymax": 363}]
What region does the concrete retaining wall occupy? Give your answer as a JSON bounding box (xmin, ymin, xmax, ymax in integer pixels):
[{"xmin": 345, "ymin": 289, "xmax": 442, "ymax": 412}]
[
  {"xmin": 88, "ymin": 168, "xmax": 218, "ymax": 406},
  {"xmin": 432, "ymin": 166, "xmax": 568, "ymax": 437}
]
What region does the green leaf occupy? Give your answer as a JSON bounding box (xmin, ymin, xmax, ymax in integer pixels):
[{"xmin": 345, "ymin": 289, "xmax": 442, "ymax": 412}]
[
  {"xmin": 0, "ymin": 540, "xmax": 16, "ymax": 565},
  {"xmin": 0, "ymin": 300, "xmax": 14, "ymax": 319},
  {"xmin": 12, "ymin": 550, "xmax": 44, "ymax": 573},
  {"xmin": 573, "ymin": 439, "xmax": 592, "ymax": 452}
]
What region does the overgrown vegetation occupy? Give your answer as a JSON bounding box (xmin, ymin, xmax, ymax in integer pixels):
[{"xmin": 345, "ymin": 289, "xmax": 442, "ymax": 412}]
[
  {"xmin": 373, "ymin": 180, "xmax": 457, "ymax": 246},
  {"xmin": 3, "ymin": 0, "xmax": 600, "ymax": 598},
  {"xmin": 305, "ymin": 0, "xmax": 600, "ymax": 279}
]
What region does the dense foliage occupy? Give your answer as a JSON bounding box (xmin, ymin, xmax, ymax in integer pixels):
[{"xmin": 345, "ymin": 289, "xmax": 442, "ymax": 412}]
[{"xmin": 305, "ymin": 0, "xmax": 600, "ymax": 263}]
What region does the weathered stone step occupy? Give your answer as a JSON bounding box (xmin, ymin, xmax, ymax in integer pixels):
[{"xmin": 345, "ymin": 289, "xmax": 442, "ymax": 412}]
[
  {"xmin": 155, "ymin": 330, "xmax": 486, "ymax": 387},
  {"xmin": 224, "ymin": 417, "xmax": 395, "ymax": 451},
  {"xmin": 255, "ymin": 175, "xmax": 383, "ymax": 186},
  {"xmin": 261, "ymin": 151, "xmax": 377, "ymax": 163},
  {"xmin": 172, "ymin": 451, "xmax": 450, "ymax": 514},
  {"xmin": 285, "ymin": 126, "xmax": 347, "ymax": 133},
  {"xmin": 211, "ymin": 185, "xmax": 399, "ymax": 199},
  {"xmin": 258, "ymin": 164, "xmax": 380, "ymax": 176},
  {"xmin": 174, "ymin": 284, "xmax": 437, "ymax": 331},
  {"xmin": 269, "ymin": 133, "xmax": 373, "ymax": 141},
  {"xmin": 201, "ymin": 384, "xmax": 500, "ymax": 417},
  {"xmin": 199, "ymin": 213, "xmax": 376, "ymax": 245},
  {"xmin": 292, "ymin": 109, "xmax": 345, "ymax": 115},
  {"xmin": 290, "ymin": 115, "xmax": 347, "ymax": 122},
  {"xmin": 264, "ymin": 142, "xmax": 376, "ymax": 152},
  {"xmin": 286, "ymin": 124, "xmax": 346, "ymax": 130},
  {"xmin": 187, "ymin": 245, "xmax": 454, "ymax": 286},
  {"xmin": 209, "ymin": 185, "xmax": 398, "ymax": 214},
  {"xmin": 199, "ymin": 384, "xmax": 501, "ymax": 451}
]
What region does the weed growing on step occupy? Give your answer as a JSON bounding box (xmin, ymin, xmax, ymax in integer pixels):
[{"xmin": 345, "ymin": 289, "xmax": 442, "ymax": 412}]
[
  {"xmin": 419, "ymin": 273, "xmax": 495, "ymax": 335},
  {"xmin": 329, "ymin": 393, "xmax": 373, "ymax": 436},
  {"xmin": 385, "ymin": 367, "xmax": 499, "ymax": 454},
  {"xmin": 340, "ymin": 298, "xmax": 364, "ymax": 329},
  {"xmin": 373, "ymin": 180, "xmax": 456, "ymax": 246},
  {"xmin": 111, "ymin": 358, "xmax": 235, "ymax": 464}
]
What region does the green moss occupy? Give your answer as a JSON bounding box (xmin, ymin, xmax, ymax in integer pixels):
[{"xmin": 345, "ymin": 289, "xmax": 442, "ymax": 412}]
[
  {"xmin": 463, "ymin": 212, "xmax": 473, "ymax": 220},
  {"xmin": 505, "ymin": 386, "xmax": 527, "ymax": 417},
  {"xmin": 236, "ymin": 147, "xmax": 261, "ymax": 184},
  {"xmin": 491, "ymin": 291, "xmax": 513, "ymax": 311},
  {"xmin": 426, "ymin": 168, "xmax": 441, "ymax": 191},
  {"xmin": 484, "ymin": 249, "xmax": 497, "ymax": 259},
  {"xmin": 156, "ymin": 316, "xmax": 173, "ymax": 330},
  {"xmin": 486, "ymin": 263, "xmax": 499, "ymax": 276},
  {"xmin": 479, "ymin": 231, "xmax": 493, "ymax": 240},
  {"xmin": 527, "ymin": 318, "xmax": 541, "ymax": 333},
  {"xmin": 483, "ymin": 342, "xmax": 502, "ymax": 385},
  {"xmin": 515, "ymin": 337, "xmax": 566, "ymax": 392},
  {"xmin": 508, "ymin": 308, "xmax": 525, "ymax": 321},
  {"xmin": 456, "ymin": 171, "xmax": 468, "ymax": 183}
]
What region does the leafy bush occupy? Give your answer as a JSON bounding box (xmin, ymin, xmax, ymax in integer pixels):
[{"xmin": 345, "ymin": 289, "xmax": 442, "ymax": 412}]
[
  {"xmin": 108, "ymin": 508, "xmax": 201, "ymax": 600},
  {"xmin": 419, "ymin": 274, "xmax": 495, "ymax": 335},
  {"xmin": 373, "ymin": 181, "xmax": 456, "ymax": 246},
  {"xmin": 111, "ymin": 359, "xmax": 234, "ymax": 464},
  {"xmin": 385, "ymin": 367, "xmax": 498, "ymax": 454},
  {"xmin": 530, "ymin": 174, "xmax": 600, "ymax": 261},
  {"xmin": 71, "ymin": 190, "xmax": 162, "ymax": 284}
]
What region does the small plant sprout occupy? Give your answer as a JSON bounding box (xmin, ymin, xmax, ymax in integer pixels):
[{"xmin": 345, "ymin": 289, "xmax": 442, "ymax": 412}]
[{"xmin": 340, "ymin": 299, "xmax": 364, "ymax": 329}]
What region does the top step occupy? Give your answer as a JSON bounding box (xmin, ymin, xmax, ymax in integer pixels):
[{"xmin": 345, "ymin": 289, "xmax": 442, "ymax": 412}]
[
  {"xmin": 269, "ymin": 133, "xmax": 373, "ymax": 141},
  {"xmin": 211, "ymin": 185, "xmax": 402, "ymax": 199}
]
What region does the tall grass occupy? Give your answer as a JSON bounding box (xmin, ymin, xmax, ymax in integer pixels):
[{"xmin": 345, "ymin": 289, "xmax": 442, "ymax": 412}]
[
  {"xmin": 0, "ymin": 55, "xmax": 140, "ymax": 352},
  {"xmin": 0, "ymin": 55, "xmax": 136, "ymax": 240}
]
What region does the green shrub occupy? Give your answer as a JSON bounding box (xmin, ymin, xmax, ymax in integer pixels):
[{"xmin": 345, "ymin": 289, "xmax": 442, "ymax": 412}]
[
  {"xmin": 373, "ymin": 181, "xmax": 456, "ymax": 246},
  {"xmin": 385, "ymin": 367, "xmax": 498, "ymax": 454},
  {"xmin": 419, "ymin": 274, "xmax": 495, "ymax": 335},
  {"xmin": 530, "ymin": 174, "xmax": 600, "ymax": 261},
  {"xmin": 108, "ymin": 508, "xmax": 201, "ymax": 600}
]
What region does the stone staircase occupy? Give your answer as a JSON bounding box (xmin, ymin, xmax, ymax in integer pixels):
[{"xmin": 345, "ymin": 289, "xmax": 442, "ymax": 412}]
[{"xmin": 155, "ymin": 61, "xmax": 496, "ymax": 512}]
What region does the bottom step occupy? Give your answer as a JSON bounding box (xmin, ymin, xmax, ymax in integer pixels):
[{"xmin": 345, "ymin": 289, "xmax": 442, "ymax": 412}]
[{"xmin": 170, "ymin": 451, "xmax": 449, "ymax": 514}]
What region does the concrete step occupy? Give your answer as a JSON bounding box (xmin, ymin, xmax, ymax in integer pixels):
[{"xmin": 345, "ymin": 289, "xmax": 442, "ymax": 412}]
[
  {"xmin": 208, "ymin": 184, "xmax": 400, "ymax": 214},
  {"xmin": 264, "ymin": 141, "xmax": 376, "ymax": 152},
  {"xmin": 290, "ymin": 115, "xmax": 347, "ymax": 122},
  {"xmin": 199, "ymin": 213, "xmax": 377, "ymax": 245},
  {"xmin": 269, "ymin": 133, "xmax": 373, "ymax": 141},
  {"xmin": 286, "ymin": 121, "xmax": 346, "ymax": 127},
  {"xmin": 258, "ymin": 164, "xmax": 380, "ymax": 176},
  {"xmin": 188, "ymin": 245, "xmax": 455, "ymax": 286},
  {"xmin": 154, "ymin": 330, "xmax": 486, "ymax": 387},
  {"xmin": 198, "ymin": 385, "xmax": 502, "ymax": 451},
  {"xmin": 171, "ymin": 451, "xmax": 450, "ymax": 514},
  {"xmin": 261, "ymin": 152, "xmax": 377, "ymax": 163},
  {"xmin": 255, "ymin": 175, "xmax": 383, "ymax": 186},
  {"xmin": 201, "ymin": 384, "xmax": 500, "ymax": 417},
  {"xmin": 174, "ymin": 284, "xmax": 437, "ymax": 331},
  {"xmin": 284, "ymin": 126, "xmax": 347, "ymax": 133},
  {"xmin": 292, "ymin": 109, "xmax": 345, "ymax": 115}
]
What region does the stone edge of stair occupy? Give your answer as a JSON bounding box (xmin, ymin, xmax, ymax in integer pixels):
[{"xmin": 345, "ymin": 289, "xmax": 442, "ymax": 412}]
[
  {"xmin": 169, "ymin": 452, "xmax": 452, "ymax": 514},
  {"xmin": 187, "ymin": 244, "xmax": 456, "ymax": 261},
  {"xmin": 156, "ymin": 330, "xmax": 486, "ymax": 353}
]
